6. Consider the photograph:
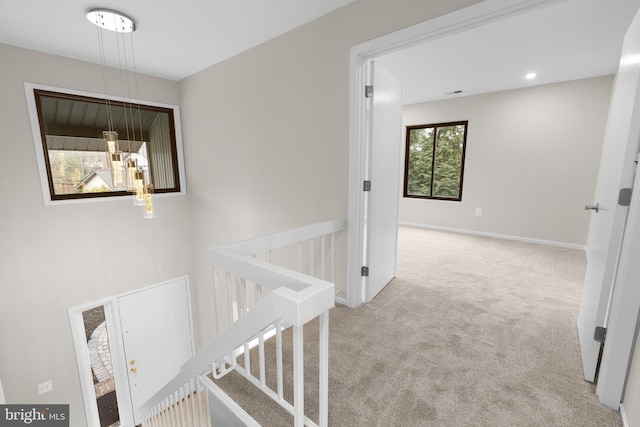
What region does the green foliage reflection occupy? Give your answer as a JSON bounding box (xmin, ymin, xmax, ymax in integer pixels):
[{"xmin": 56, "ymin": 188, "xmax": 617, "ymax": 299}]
[{"xmin": 406, "ymin": 122, "xmax": 466, "ymax": 200}]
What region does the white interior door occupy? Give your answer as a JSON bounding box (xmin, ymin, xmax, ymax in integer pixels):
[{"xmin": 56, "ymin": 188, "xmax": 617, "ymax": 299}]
[
  {"xmin": 364, "ymin": 60, "xmax": 403, "ymax": 302},
  {"xmin": 118, "ymin": 277, "xmax": 194, "ymax": 424},
  {"xmin": 596, "ymin": 151, "xmax": 640, "ymax": 409},
  {"xmin": 577, "ymin": 7, "xmax": 640, "ymax": 384}
]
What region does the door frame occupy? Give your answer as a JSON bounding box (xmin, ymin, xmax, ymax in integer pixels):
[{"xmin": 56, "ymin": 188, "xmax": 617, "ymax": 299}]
[
  {"xmin": 346, "ymin": 0, "xmax": 563, "ymax": 308},
  {"xmin": 69, "ymin": 296, "xmax": 130, "ymax": 426},
  {"xmin": 68, "ymin": 276, "xmax": 194, "ymax": 427}
]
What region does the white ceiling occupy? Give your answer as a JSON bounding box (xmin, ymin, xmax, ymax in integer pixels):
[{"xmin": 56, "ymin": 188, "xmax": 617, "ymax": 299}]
[
  {"xmin": 378, "ymin": 0, "xmax": 640, "ymax": 104},
  {"xmin": 0, "ymin": 0, "xmax": 354, "ymax": 81},
  {"xmin": 1, "ymin": 0, "xmax": 639, "ymax": 101}
]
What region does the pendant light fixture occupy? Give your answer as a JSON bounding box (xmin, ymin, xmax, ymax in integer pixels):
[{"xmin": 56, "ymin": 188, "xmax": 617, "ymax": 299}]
[{"xmin": 87, "ymin": 8, "xmax": 155, "ymax": 218}]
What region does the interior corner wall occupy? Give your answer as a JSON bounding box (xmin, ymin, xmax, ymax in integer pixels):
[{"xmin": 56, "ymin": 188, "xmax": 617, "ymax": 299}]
[
  {"xmin": 179, "ymin": 0, "xmax": 482, "ymax": 344},
  {"xmin": 0, "ymin": 43, "xmax": 194, "ymax": 426},
  {"xmin": 400, "ymin": 76, "xmax": 614, "ymax": 246}
]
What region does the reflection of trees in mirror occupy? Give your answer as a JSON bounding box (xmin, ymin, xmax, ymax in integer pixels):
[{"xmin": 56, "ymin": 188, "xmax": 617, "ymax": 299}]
[
  {"xmin": 82, "ymin": 306, "xmax": 121, "ymax": 427},
  {"xmin": 405, "ymin": 121, "xmax": 467, "ymax": 201},
  {"xmin": 49, "ymin": 150, "xmax": 108, "ymax": 194}
]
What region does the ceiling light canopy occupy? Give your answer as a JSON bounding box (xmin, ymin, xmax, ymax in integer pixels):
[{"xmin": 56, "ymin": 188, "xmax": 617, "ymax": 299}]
[{"xmin": 86, "ymin": 9, "xmax": 135, "ymax": 33}]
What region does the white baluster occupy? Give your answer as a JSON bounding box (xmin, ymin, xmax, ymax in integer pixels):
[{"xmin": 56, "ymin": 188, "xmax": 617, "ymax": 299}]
[
  {"xmin": 293, "ymin": 324, "xmax": 304, "ymax": 427},
  {"xmin": 276, "ymin": 318, "xmax": 284, "ymax": 401},
  {"xmin": 259, "ymin": 330, "xmax": 266, "ymax": 388},
  {"xmin": 319, "ymin": 311, "xmax": 329, "ymax": 427}
]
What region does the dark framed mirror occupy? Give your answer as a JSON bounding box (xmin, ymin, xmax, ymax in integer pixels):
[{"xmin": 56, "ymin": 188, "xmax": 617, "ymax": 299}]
[{"xmin": 27, "ymin": 86, "xmax": 184, "ymax": 202}]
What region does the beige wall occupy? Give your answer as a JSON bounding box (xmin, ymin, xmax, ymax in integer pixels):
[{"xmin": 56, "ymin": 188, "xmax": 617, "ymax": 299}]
[
  {"xmin": 400, "ymin": 76, "xmax": 614, "ymax": 247},
  {"xmin": 0, "ymin": 43, "xmax": 193, "ymax": 425}
]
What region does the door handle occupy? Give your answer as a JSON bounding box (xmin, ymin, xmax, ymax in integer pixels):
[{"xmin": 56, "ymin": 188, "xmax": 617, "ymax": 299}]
[
  {"xmin": 130, "ymin": 367, "xmax": 137, "ymax": 373},
  {"xmin": 585, "ymin": 203, "xmax": 599, "ymax": 213}
]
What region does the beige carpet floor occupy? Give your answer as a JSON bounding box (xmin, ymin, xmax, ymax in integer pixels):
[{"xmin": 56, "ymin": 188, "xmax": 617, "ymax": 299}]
[{"xmin": 214, "ymin": 226, "xmax": 621, "ymax": 426}]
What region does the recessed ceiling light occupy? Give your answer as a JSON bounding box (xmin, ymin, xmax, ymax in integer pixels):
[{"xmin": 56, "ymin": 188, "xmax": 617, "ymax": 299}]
[{"xmin": 525, "ymin": 72, "xmax": 537, "ymax": 80}]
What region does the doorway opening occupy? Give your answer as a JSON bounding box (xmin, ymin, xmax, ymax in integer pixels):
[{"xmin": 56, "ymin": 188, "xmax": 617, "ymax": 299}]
[
  {"xmin": 347, "ymin": 0, "xmax": 564, "ymax": 307},
  {"xmin": 69, "ymin": 276, "xmax": 194, "ymax": 426},
  {"xmin": 82, "ymin": 305, "xmax": 120, "ymax": 427}
]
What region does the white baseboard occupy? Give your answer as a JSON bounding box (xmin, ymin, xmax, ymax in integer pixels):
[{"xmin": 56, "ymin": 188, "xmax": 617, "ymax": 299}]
[
  {"xmin": 335, "ymin": 296, "xmax": 348, "ymax": 307},
  {"xmin": 399, "ymin": 222, "xmax": 586, "ymax": 251},
  {"xmin": 620, "ymin": 403, "xmax": 629, "ymax": 427}
]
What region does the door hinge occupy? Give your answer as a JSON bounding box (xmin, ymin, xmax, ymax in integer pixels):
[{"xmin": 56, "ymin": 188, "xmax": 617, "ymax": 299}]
[
  {"xmin": 365, "ymin": 85, "xmax": 374, "ymax": 98},
  {"xmin": 594, "ymin": 326, "xmax": 607, "ymax": 343},
  {"xmin": 363, "ymin": 180, "xmax": 372, "ymax": 191},
  {"xmin": 618, "ymin": 188, "xmax": 632, "ymax": 207},
  {"xmin": 361, "ymin": 266, "xmax": 369, "ymax": 277}
]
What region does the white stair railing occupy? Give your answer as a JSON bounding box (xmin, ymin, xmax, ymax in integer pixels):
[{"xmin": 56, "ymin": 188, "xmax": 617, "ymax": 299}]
[
  {"xmin": 137, "ymin": 220, "xmax": 344, "ymax": 427},
  {"xmin": 141, "ymin": 378, "xmax": 211, "ymax": 427},
  {"xmin": 213, "ymin": 220, "xmax": 343, "ymax": 333}
]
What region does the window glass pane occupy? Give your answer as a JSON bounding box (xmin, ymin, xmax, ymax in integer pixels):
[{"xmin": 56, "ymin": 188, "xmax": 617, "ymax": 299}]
[
  {"xmin": 433, "ymin": 125, "xmax": 465, "ymax": 199},
  {"xmin": 407, "ymin": 127, "xmax": 433, "ymax": 196}
]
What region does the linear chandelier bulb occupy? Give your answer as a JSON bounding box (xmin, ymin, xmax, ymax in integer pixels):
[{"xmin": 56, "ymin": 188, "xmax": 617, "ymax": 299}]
[
  {"xmin": 143, "ymin": 185, "xmax": 155, "ymax": 218},
  {"xmin": 109, "ymin": 152, "xmax": 125, "ymax": 187},
  {"xmin": 103, "ymin": 131, "xmax": 119, "ymax": 154},
  {"xmin": 125, "ymin": 159, "xmax": 137, "ymax": 192},
  {"xmin": 133, "ymin": 171, "xmax": 145, "ymax": 205}
]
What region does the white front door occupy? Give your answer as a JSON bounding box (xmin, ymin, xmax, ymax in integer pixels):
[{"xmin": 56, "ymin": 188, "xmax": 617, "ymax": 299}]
[
  {"xmin": 364, "ymin": 60, "xmax": 403, "ymax": 302},
  {"xmin": 577, "ymin": 6, "xmax": 640, "ymax": 385},
  {"xmin": 118, "ymin": 277, "xmax": 194, "ymax": 425}
]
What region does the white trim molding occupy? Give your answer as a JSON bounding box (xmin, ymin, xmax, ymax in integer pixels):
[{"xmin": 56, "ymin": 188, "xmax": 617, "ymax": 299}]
[
  {"xmin": 621, "ymin": 403, "xmax": 630, "ymax": 427},
  {"xmin": 0, "ymin": 376, "xmax": 5, "ymax": 404},
  {"xmin": 400, "ymin": 222, "xmax": 586, "ymax": 251}
]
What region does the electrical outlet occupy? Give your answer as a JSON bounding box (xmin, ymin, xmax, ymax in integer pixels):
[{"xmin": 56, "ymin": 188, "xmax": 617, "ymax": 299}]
[
  {"xmin": 37, "ymin": 380, "xmax": 52, "ymax": 395},
  {"xmin": 476, "ymin": 208, "xmax": 483, "ymax": 216}
]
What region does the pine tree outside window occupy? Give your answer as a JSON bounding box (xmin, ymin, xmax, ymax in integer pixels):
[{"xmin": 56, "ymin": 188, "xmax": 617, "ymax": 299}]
[{"xmin": 404, "ymin": 121, "xmax": 468, "ymax": 201}]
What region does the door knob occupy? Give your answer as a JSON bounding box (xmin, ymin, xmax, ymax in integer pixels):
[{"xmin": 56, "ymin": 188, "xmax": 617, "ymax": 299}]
[
  {"xmin": 130, "ymin": 366, "xmax": 137, "ymax": 373},
  {"xmin": 585, "ymin": 203, "xmax": 599, "ymax": 213}
]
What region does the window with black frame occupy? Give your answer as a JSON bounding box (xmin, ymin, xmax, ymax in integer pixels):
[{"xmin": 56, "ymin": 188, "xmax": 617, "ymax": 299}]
[
  {"xmin": 404, "ymin": 121, "xmax": 468, "ymax": 201},
  {"xmin": 31, "ymin": 89, "xmax": 181, "ymax": 201}
]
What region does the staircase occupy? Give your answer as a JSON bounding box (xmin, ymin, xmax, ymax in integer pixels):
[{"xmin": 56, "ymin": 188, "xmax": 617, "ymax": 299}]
[{"xmin": 136, "ymin": 220, "xmax": 344, "ymax": 427}]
